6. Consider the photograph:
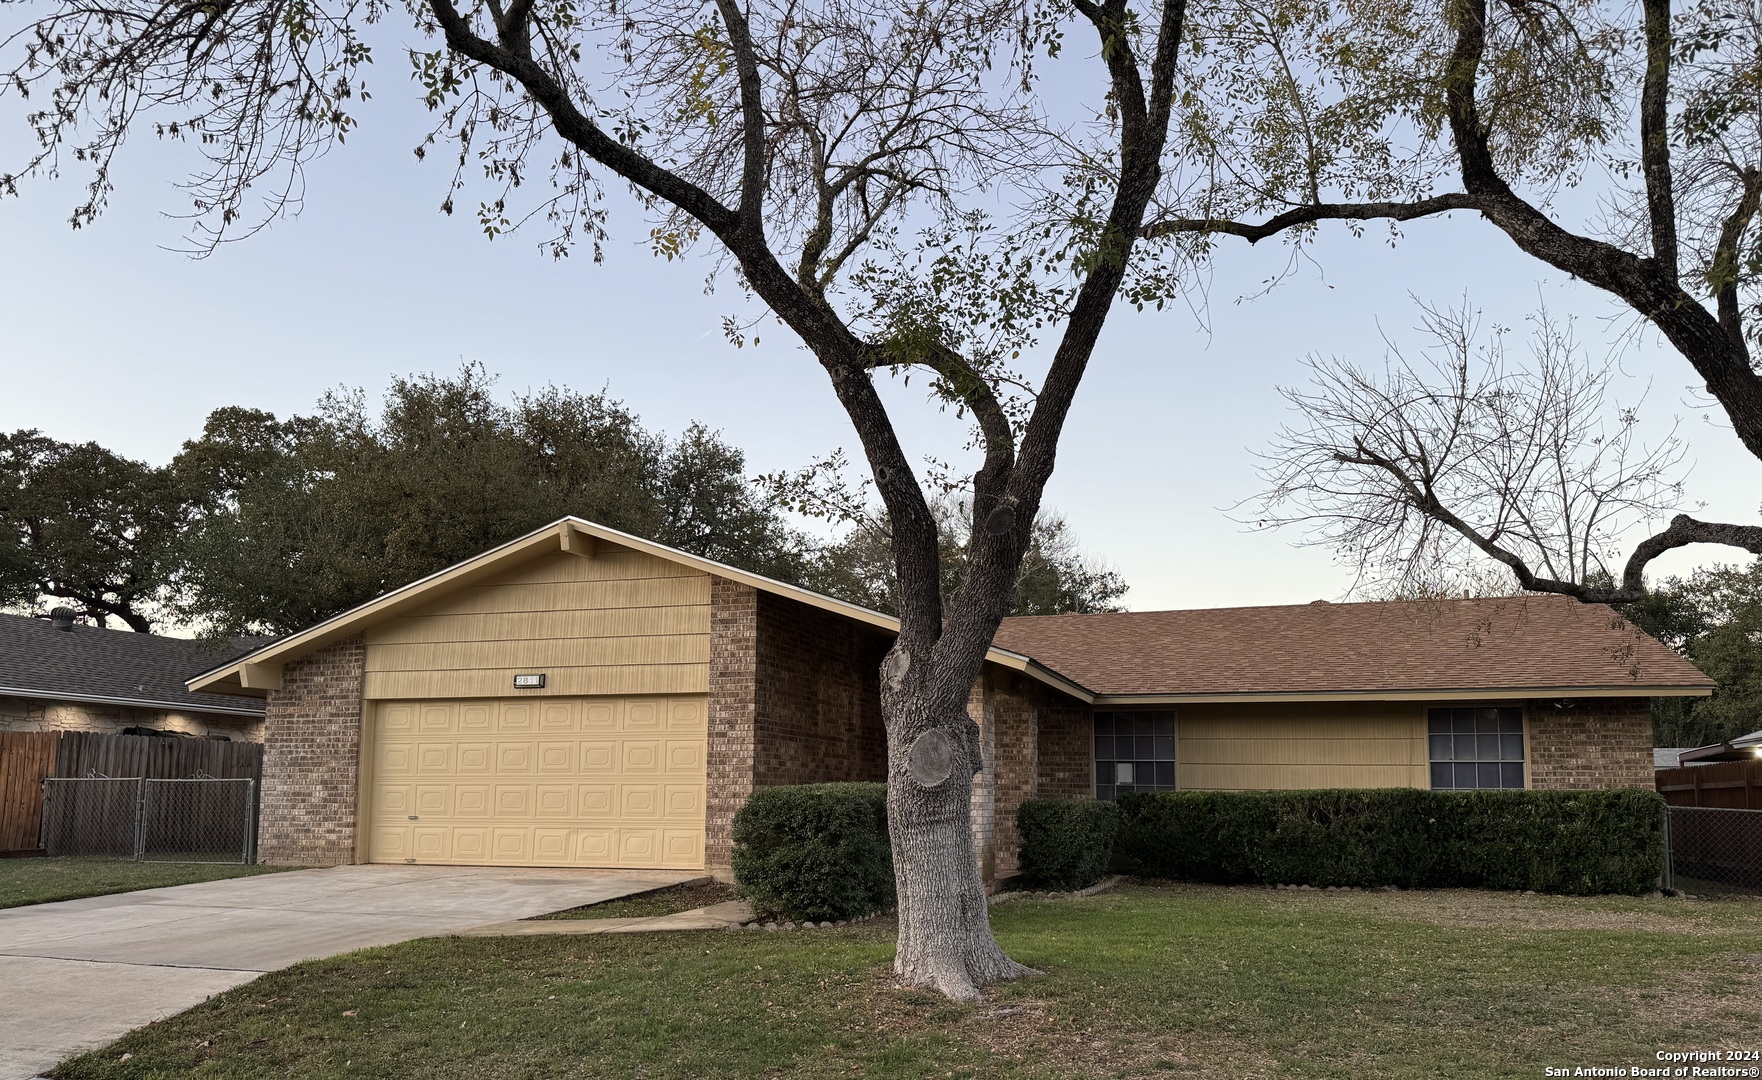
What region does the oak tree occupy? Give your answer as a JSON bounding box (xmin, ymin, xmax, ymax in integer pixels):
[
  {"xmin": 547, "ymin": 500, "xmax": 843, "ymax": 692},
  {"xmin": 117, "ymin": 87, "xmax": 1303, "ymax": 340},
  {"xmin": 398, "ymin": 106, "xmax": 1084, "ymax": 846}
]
[{"xmin": 4, "ymin": 0, "xmax": 1190, "ymax": 995}]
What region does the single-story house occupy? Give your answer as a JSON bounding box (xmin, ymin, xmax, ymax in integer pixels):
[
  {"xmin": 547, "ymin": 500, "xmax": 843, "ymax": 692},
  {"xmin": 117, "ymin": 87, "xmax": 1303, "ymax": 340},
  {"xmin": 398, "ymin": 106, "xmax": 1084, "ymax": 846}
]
[
  {"xmin": 1, "ymin": 610, "xmax": 266, "ymax": 741},
  {"xmin": 187, "ymin": 517, "xmax": 1713, "ymax": 879},
  {"xmin": 1673, "ymin": 729, "xmax": 1762, "ymax": 764}
]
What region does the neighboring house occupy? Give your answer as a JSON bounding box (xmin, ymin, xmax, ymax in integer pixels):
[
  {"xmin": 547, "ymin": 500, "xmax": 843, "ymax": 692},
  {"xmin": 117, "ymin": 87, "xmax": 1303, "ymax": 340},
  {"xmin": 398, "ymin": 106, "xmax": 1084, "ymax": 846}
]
[
  {"xmin": 1, "ymin": 611, "xmax": 267, "ymax": 741},
  {"xmin": 1675, "ymin": 729, "xmax": 1762, "ymax": 764},
  {"xmin": 187, "ymin": 517, "xmax": 1713, "ymax": 879}
]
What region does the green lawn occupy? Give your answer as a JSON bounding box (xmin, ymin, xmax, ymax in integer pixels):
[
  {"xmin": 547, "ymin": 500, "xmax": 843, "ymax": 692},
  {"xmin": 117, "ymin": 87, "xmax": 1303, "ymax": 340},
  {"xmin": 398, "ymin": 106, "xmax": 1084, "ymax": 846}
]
[
  {"xmin": 49, "ymin": 883, "xmax": 1762, "ymax": 1079},
  {"xmin": 533, "ymin": 880, "xmax": 739, "ymax": 920},
  {"xmin": 0, "ymin": 857, "xmax": 286, "ymax": 909}
]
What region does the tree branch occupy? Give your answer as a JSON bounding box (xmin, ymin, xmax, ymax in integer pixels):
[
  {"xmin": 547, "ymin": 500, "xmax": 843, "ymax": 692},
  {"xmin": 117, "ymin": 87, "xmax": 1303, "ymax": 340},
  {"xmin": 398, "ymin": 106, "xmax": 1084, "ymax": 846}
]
[
  {"xmin": 1640, "ymin": 0, "xmax": 1679, "ymax": 280},
  {"xmin": 1143, "ymin": 193, "xmax": 1485, "ymax": 242},
  {"xmin": 712, "ymin": 0, "xmax": 768, "ymax": 237},
  {"xmin": 1712, "ymin": 169, "xmax": 1762, "ymax": 354}
]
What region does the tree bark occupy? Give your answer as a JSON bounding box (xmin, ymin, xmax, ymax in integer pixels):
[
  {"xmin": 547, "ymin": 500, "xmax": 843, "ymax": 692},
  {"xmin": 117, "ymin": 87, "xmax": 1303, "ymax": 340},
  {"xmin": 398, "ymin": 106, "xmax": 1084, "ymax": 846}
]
[{"xmin": 882, "ymin": 655, "xmax": 1033, "ymax": 1001}]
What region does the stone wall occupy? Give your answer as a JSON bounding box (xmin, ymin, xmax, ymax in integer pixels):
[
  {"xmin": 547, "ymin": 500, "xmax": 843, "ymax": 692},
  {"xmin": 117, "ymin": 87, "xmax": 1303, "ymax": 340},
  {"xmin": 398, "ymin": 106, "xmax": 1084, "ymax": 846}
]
[
  {"xmin": 1526, "ymin": 697, "xmax": 1655, "ymax": 790},
  {"xmin": 0, "ymin": 695, "xmax": 263, "ymax": 741},
  {"xmin": 256, "ymin": 636, "xmax": 366, "ymax": 866}
]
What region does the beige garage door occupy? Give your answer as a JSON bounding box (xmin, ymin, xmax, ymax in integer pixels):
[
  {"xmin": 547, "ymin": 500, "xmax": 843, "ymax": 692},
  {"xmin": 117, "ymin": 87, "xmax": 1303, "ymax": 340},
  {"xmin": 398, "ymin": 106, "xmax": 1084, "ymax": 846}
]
[{"xmin": 366, "ymin": 695, "xmax": 706, "ymax": 869}]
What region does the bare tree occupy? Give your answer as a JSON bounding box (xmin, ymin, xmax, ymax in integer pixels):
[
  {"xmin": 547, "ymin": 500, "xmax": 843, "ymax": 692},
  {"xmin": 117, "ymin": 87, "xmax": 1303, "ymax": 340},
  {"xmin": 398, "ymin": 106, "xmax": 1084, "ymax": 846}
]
[
  {"xmin": 3, "ymin": 0, "xmax": 1188, "ymax": 998},
  {"xmin": 1126, "ymin": 0, "xmax": 1762, "ymax": 590},
  {"xmin": 1255, "ymin": 301, "xmax": 1709, "ymax": 602}
]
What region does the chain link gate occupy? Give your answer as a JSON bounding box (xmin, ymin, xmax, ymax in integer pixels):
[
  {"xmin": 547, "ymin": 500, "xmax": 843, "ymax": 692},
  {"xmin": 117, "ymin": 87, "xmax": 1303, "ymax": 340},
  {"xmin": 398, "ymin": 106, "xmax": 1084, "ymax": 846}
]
[
  {"xmin": 1663, "ymin": 805, "xmax": 1762, "ymax": 895},
  {"xmin": 40, "ymin": 777, "xmax": 257, "ymax": 864}
]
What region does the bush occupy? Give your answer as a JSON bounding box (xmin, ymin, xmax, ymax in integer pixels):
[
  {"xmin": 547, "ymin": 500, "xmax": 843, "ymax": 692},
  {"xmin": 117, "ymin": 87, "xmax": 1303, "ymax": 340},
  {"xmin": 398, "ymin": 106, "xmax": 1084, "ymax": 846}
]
[
  {"xmin": 1116, "ymin": 788, "xmax": 1665, "ymax": 895},
  {"xmin": 1016, "ymin": 799, "xmax": 1121, "ymax": 889},
  {"xmin": 731, "ymin": 782, "xmax": 893, "ymax": 920}
]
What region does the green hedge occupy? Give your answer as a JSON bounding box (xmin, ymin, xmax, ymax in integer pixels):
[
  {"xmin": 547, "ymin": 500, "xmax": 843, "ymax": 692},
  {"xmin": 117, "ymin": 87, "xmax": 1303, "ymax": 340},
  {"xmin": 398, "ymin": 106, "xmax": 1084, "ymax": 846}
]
[
  {"xmin": 1016, "ymin": 799, "xmax": 1121, "ymax": 889},
  {"xmin": 1116, "ymin": 788, "xmax": 1665, "ymax": 895},
  {"xmin": 731, "ymin": 782, "xmax": 893, "ymax": 920}
]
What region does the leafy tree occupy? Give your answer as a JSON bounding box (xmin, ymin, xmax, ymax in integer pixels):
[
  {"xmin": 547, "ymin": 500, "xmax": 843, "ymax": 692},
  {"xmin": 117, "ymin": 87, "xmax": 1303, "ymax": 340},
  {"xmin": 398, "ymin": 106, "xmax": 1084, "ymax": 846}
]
[
  {"xmin": 1625, "ymin": 562, "xmax": 1762, "ymax": 748},
  {"xmin": 174, "ymin": 368, "xmax": 815, "ymax": 636},
  {"xmin": 808, "ymin": 499, "xmax": 1127, "ymax": 617},
  {"xmin": 3, "ymin": 0, "xmax": 1189, "ymax": 994},
  {"xmin": 0, "ymin": 430, "xmax": 184, "ymax": 630}
]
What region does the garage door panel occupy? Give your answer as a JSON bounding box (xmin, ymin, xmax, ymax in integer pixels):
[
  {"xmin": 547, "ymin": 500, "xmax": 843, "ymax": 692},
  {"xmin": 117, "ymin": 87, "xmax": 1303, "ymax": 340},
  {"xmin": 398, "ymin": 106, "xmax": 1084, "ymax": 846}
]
[
  {"xmin": 419, "ymin": 705, "xmax": 455, "ymax": 733},
  {"xmin": 621, "ymin": 740, "xmax": 661, "ymax": 773},
  {"xmin": 537, "ymin": 742, "xmax": 576, "ymax": 772},
  {"xmin": 370, "ymin": 695, "xmax": 705, "ymax": 870},
  {"xmin": 453, "ymin": 828, "xmax": 489, "ymax": 859},
  {"xmin": 664, "ymin": 740, "xmax": 702, "ymax": 772}
]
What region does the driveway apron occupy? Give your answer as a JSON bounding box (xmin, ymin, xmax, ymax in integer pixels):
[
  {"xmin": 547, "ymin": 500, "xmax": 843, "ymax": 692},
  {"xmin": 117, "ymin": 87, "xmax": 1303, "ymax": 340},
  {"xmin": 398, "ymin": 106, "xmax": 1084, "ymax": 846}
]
[{"xmin": 0, "ymin": 864, "xmax": 698, "ymax": 1079}]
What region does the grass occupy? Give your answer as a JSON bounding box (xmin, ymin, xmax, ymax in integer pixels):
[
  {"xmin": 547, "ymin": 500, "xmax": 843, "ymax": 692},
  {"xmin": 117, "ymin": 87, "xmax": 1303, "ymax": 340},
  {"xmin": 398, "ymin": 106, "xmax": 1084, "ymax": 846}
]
[
  {"xmin": 0, "ymin": 857, "xmax": 286, "ymax": 909},
  {"xmin": 48, "ymin": 882, "xmax": 1762, "ymax": 1080},
  {"xmin": 533, "ymin": 880, "xmax": 739, "ymax": 920}
]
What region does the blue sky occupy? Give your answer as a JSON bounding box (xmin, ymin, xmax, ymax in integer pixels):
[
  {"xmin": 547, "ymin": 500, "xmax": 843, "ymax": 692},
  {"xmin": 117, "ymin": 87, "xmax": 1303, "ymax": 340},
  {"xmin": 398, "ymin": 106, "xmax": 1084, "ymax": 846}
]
[{"xmin": 3, "ymin": 57, "xmax": 1757, "ymax": 613}]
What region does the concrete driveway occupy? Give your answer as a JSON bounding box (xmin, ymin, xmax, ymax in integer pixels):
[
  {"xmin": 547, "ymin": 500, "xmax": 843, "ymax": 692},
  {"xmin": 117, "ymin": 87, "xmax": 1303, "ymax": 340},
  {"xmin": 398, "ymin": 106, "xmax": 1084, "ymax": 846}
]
[{"xmin": 0, "ymin": 864, "xmax": 700, "ymax": 1079}]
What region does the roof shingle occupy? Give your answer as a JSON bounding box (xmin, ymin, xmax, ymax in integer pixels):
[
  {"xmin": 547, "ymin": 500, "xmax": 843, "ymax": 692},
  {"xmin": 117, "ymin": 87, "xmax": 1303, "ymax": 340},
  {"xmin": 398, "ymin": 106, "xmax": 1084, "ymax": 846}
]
[
  {"xmin": 994, "ymin": 594, "xmax": 1712, "ymax": 698},
  {"xmin": 0, "ymin": 614, "xmax": 267, "ymax": 716}
]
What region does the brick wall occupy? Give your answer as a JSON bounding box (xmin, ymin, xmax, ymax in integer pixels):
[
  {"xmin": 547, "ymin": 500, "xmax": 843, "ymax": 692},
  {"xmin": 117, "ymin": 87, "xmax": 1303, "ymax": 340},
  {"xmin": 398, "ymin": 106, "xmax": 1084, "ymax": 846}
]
[
  {"xmin": 0, "ymin": 696, "xmax": 263, "ymax": 741},
  {"xmin": 979, "ymin": 672, "xmax": 1093, "ymax": 876},
  {"xmin": 1526, "ymin": 697, "xmax": 1654, "ymax": 789},
  {"xmin": 704, "ymin": 581, "xmax": 891, "ymax": 875},
  {"xmin": 752, "ymin": 591, "xmax": 890, "ymax": 787},
  {"xmin": 706, "ymin": 578, "xmax": 759, "ymax": 873},
  {"xmin": 257, "ymin": 636, "xmax": 365, "ymax": 866}
]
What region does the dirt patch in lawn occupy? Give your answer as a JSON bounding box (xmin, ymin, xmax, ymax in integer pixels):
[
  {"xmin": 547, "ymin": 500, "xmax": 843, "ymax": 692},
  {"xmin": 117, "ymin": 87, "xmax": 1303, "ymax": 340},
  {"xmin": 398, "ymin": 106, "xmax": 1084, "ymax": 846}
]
[{"xmin": 532, "ymin": 880, "xmax": 738, "ymax": 920}]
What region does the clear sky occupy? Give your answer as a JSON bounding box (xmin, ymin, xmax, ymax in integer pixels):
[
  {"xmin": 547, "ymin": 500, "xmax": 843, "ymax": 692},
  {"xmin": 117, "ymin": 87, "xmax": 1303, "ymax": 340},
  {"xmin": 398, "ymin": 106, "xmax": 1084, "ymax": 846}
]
[{"xmin": 3, "ymin": 56, "xmax": 1757, "ymax": 613}]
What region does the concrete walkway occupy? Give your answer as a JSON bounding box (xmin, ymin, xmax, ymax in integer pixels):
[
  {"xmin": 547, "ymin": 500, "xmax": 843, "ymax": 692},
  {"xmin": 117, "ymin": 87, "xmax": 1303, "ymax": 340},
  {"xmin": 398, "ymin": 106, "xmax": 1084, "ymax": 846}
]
[{"xmin": 0, "ymin": 864, "xmax": 697, "ymax": 1080}]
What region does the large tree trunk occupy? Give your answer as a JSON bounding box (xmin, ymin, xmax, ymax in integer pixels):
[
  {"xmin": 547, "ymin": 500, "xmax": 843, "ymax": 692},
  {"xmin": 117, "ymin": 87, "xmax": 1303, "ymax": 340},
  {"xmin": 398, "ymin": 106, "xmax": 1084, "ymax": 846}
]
[{"xmin": 883, "ymin": 657, "xmax": 1035, "ymax": 1001}]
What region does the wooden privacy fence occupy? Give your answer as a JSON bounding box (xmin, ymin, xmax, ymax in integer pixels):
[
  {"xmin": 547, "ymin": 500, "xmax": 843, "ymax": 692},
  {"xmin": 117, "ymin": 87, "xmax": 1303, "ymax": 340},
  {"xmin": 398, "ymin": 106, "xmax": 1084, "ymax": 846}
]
[
  {"xmin": 1656, "ymin": 759, "xmax": 1762, "ymax": 809},
  {"xmin": 0, "ymin": 732, "xmax": 59, "ymax": 854},
  {"xmin": 0, "ymin": 731, "xmax": 262, "ymax": 854}
]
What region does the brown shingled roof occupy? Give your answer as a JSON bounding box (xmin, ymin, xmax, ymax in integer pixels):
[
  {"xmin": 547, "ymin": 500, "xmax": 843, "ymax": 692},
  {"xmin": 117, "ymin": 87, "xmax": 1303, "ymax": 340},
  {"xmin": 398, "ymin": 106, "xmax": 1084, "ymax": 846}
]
[{"xmin": 993, "ymin": 594, "xmax": 1712, "ymax": 699}]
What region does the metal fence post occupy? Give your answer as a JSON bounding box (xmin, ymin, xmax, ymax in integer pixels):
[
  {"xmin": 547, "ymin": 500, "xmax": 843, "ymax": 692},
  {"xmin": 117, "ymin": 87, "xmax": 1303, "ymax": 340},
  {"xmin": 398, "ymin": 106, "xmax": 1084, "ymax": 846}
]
[
  {"xmin": 242, "ymin": 778, "xmax": 256, "ymax": 865},
  {"xmin": 132, "ymin": 778, "xmax": 147, "ymax": 861},
  {"xmin": 1660, "ymin": 805, "xmax": 1674, "ymax": 892}
]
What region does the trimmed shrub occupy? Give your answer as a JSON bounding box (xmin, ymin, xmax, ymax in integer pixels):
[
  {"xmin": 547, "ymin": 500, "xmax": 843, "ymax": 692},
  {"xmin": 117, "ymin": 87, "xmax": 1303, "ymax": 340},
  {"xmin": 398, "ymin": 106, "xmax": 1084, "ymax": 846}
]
[
  {"xmin": 731, "ymin": 782, "xmax": 893, "ymax": 920},
  {"xmin": 1016, "ymin": 799, "xmax": 1121, "ymax": 889},
  {"xmin": 1117, "ymin": 787, "xmax": 1665, "ymax": 895}
]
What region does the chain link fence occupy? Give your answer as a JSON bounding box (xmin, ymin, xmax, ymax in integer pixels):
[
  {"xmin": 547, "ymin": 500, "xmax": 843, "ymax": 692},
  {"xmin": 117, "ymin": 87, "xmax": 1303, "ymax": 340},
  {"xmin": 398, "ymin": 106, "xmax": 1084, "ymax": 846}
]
[
  {"xmin": 1663, "ymin": 806, "xmax": 1762, "ymax": 895},
  {"xmin": 40, "ymin": 777, "xmax": 257, "ymax": 864}
]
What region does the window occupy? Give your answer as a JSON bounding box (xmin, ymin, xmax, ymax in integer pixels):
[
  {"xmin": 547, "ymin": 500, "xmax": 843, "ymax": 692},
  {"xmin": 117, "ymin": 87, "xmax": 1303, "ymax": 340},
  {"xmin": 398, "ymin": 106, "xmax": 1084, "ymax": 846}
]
[
  {"xmin": 1428, "ymin": 707, "xmax": 1525, "ymax": 790},
  {"xmin": 1094, "ymin": 710, "xmax": 1175, "ymax": 801}
]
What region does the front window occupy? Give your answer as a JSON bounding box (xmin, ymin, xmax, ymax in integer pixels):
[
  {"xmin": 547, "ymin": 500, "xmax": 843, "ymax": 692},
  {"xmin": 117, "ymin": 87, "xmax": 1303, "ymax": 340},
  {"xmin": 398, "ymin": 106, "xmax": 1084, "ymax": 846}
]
[
  {"xmin": 1094, "ymin": 710, "xmax": 1175, "ymax": 800},
  {"xmin": 1428, "ymin": 707, "xmax": 1525, "ymax": 790}
]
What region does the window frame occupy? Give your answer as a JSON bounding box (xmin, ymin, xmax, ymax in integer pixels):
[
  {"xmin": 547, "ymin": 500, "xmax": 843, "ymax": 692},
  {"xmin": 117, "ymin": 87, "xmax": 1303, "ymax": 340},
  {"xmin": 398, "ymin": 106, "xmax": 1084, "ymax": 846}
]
[
  {"xmin": 1424, "ymin": 704, "xmax": 1530, "ymax": 792},
  {"xmin": 1091, "ymin": 708, "xmax": 1178, "ymax": 801}
]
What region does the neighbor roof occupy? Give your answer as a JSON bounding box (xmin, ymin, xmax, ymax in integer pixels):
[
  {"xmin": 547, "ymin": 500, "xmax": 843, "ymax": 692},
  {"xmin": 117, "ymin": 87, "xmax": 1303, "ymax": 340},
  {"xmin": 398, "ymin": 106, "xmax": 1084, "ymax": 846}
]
[
  {"xmin": 993, "ymin": 595, "xmax": 1714, "ymax": 702},
  {"xmin": 1678, "ymin": 728, "xmax": 1762, "ymax": 764},
  {"xmin": 0, "ymin": 613, "xmax": 268, "ymax": 717}
]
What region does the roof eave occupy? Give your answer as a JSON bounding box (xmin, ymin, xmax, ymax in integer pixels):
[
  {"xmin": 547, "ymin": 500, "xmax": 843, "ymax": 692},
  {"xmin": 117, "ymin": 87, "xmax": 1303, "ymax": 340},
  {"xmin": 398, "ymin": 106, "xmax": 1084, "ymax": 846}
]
[
  {"xmin": 0, "ymin": 684, "xmax": 267, "ymax": 718},
  {"xmin": 1085, "ymin": 684, "xmax": 1714, "ymax": 705}
]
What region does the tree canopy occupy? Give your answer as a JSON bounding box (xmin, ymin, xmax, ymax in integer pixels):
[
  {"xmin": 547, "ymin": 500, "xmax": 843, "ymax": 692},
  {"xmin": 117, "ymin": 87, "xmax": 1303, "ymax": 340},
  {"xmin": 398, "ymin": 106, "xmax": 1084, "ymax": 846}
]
[
  {"xmin": 1625, "ymin": 560, "xmax": 1762, "ymax": 748},
  {"xmin": 1, "ymin": 368, "xmax": 1127, "ymax": 635}
]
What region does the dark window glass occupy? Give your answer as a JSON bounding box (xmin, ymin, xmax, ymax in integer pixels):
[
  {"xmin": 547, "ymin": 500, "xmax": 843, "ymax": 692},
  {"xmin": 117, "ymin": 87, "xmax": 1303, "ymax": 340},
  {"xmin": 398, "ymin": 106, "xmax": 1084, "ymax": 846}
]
[
  {"xmin": 1093, "ymin": 710, "xmax": 1177, "ymax": 800},
  {"xmin": 1429, "ymin": 707, "xmax": 1524, "ymax": 790}
]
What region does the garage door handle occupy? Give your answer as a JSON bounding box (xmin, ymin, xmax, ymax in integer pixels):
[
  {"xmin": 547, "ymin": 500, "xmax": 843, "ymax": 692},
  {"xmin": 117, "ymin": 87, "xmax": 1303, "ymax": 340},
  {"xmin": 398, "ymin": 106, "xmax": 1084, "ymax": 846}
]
[{"xmin": 408, "ymin": 815, "xmax": 419, "ymax": 821}]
